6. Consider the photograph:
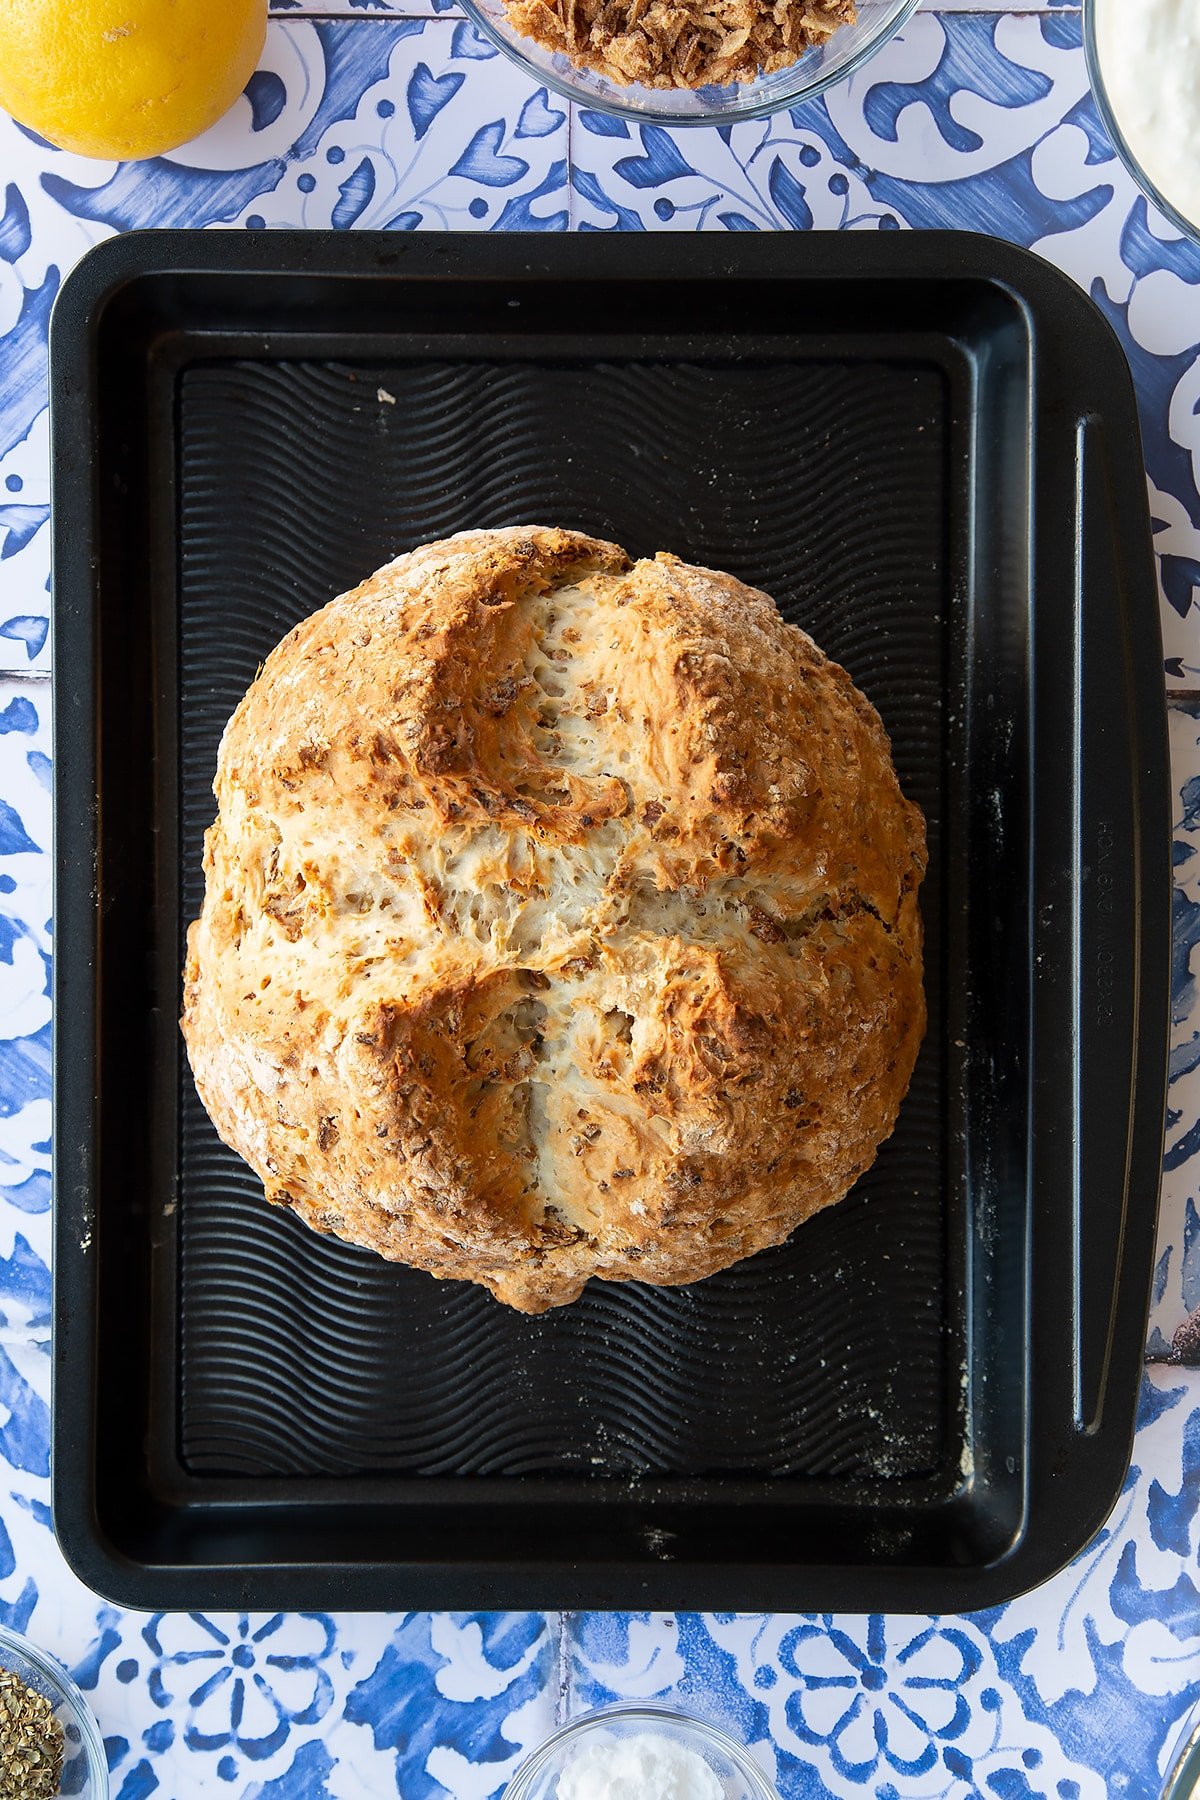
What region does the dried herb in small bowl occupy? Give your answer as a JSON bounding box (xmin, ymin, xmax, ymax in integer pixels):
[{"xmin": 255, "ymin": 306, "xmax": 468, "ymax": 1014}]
[{"xmin": 0, "ymin": 1665, "xmax": 65, "ymax": 1799}]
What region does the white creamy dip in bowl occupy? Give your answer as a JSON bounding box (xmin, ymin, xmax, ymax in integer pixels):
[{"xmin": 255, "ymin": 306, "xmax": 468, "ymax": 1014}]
[
  {"xmin": 1087, "ymin": 0, "xmax": 1200, "ymax": 239},
  {"xmin": 501, "ymin": 1704, "xmax": 781, "ymax": 1800}
]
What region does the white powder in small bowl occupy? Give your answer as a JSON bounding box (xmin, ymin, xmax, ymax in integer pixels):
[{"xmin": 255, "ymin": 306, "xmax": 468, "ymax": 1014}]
[{"xmin": 558, "ymin": 1732, "xmax": 725, "ymax": 1800}]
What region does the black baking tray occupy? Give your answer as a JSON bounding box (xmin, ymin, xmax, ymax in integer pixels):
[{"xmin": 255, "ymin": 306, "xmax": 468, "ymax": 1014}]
[{"xmin": 50, "ymin": 231, "xmax": 1169, "ymax": 1611}]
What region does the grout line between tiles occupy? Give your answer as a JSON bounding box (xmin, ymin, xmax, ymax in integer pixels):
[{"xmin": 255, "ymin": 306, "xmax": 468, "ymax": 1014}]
[{"xmin": 0, "ymin": 669, "xmax": 49, "ymax": 684}]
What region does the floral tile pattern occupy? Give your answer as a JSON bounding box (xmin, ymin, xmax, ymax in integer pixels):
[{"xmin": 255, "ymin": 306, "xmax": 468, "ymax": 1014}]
[
  {"xmin": 567, "ymin": 103, "xmax": 907, "ymax": 230},
  {"xmin": 79, "ymin": 1610, "xmax": 558, "ymax": 1798},
  {"xmin": 569, "ymin": 1374, "xmax": 1200, "ymax": 1800},
  {"xmin": 0, "ymin": 8, "xmax": 1198, "ymax": 1796},
  {"xmin": 272, "ymin": 1, "xmax": 464, "ymax": 17},
  {"xmin": 0, "ymin": 679, "xmax": 50, "ymax": 1255},
  {"xmin": 567, "ymin": 11, "xmax": 1091, "ymax": 231},
  {"xmin": 1154, "ymin": 698, "xmax": 1200, "ymax": 1359},
  {"xmin": 222, "ymin": 22, "xmax": 569, "ymax": 232}
]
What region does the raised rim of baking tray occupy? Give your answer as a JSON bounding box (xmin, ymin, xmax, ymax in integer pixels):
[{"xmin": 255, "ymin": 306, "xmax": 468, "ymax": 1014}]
[{"xmin": 49, "ymin": 231, "xmax": 1169, "ymax": 1611}]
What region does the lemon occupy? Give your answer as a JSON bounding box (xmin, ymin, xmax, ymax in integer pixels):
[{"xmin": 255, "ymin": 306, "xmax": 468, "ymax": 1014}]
[{"xmin": 0, "ymin": 0, "xmax": 268, "ymax": 161}]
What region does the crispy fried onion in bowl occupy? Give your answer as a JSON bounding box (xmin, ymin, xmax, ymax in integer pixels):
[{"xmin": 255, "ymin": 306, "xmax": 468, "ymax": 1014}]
[{"xmin": 501, "ymin": 0, "xmax": 855, "ymax": 90}]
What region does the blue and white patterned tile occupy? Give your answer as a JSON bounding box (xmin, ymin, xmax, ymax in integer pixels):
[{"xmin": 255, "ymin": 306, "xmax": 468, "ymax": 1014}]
[
  {"xmin": 272, "ymin": 1, "xmax": 462, "ymax": 14},
  {"xmin": 569, "ymin": 14, "xmax": 1091, "ymax": 230},
  {"xmin": 932, "ymin": 0, "xmax": 1078, "ymax": 8},
  {"xmin": 0, "ymin": 677, "xmax": 50, "ymax": 1260},
  {"xmin": 0, "ymin": 109, "xmax": 101, "ymax": 675},
  {"xmin": 12, "ymin": 20, "xmax": 568, "ymax": 234},
  {"xmin": 0, "ymin": 675, "xmax": 85, "ymax": 1706},
  {"xmin": 0, "ymin": 673, "xmax": 64, "ymax": 1680},
  {"xmin": 568, "ymin": 104, "xmax": 907, "ymax": 230},
  {"xmin": 222, "ymin": 22, "xmax": 569, "ymax": 231},
  {"xmin": 66, "ymin": 1609, "xmax": 559, "ymax": 1798},
  {"xmin": 270, "ymin": 1, "xmax": 462, "ymax": 13},
  {"xmin": 567, "ymin": 1371, "xmax": 1200, "ymax": 1800},
  {"xmin": 566, "ymin": 10, "xmax": 1089, "ymax": 234},
  {"xmin": 1152, "ymin": 699, "xmax": 1200, "ymax": 1358},
  {"xmin": 0, "ymin": 417, "xmax": 51, "ymax": 677}
]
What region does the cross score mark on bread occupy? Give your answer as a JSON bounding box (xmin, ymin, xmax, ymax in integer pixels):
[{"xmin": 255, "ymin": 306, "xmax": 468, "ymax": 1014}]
[{"xmin": 182, "ymin": 527, "xmax": 926, "ymax": 1313}]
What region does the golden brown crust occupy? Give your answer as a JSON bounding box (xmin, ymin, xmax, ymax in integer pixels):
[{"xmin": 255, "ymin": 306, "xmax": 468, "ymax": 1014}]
[{"xmin": 182, "ymin": 526, "xmax": 926, "ymax": 1312}]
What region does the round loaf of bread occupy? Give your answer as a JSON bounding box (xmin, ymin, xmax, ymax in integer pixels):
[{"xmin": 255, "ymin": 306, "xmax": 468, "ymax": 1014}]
[{"xmin": 182, "ymin": 527, "xmax": 927, "ymax": 1313}]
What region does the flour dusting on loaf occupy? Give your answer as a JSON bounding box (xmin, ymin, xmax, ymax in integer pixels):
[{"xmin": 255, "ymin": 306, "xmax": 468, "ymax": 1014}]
[{"xmin": 181, "ymin": 527, "xmax": 926, "ymax": 1313}]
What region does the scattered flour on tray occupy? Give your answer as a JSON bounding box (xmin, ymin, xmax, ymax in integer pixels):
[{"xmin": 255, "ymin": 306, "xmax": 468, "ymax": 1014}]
[{"xmin": 558, "ymin": 1734, "xmax": 725, "ymax": 1800}]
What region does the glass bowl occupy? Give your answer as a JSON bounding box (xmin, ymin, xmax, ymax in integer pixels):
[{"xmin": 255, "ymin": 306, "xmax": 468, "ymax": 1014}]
[
  {"xmin": 460, "ymin": 0, "xmax": 921, "ymax": 126},
  {"xmin": 1084, "ymin": 0, "xmax": 1200, "ymax": 246},
  {"xmin": 1163, "ymin": 1696, "xmax": 1200, "ymax": 1799},
  {"xmin": 501, "ymin": 1703, "xmax": 782, "ymax": 1799},
  {"xmin": 0, "ymin": 1622, "xmax": 108, "ymax": 1798}
]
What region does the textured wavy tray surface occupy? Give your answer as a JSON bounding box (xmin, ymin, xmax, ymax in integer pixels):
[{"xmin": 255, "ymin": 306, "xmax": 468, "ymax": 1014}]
[{"xmin": 177, "ymin": 356, "xmax": 951, "ymax": 1480}]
